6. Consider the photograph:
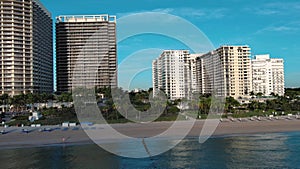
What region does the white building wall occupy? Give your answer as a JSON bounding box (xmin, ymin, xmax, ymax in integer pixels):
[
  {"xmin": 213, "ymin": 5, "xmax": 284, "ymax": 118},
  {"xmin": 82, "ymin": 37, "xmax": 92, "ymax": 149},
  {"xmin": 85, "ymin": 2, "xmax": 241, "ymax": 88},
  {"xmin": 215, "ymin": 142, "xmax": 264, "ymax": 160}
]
[
  {"xmin": 252, "ymin": 54, "xmax": 285, "ymax": 96},
  {"xmin": 152, "ymin": 50, "xmax": 191, "ymax": 100}
]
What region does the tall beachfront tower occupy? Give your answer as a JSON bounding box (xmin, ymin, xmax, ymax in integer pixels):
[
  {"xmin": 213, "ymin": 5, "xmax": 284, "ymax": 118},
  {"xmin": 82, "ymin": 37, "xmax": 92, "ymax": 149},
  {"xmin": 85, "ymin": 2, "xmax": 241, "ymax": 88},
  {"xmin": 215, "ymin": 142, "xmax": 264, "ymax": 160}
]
[
  {"xmin": 0, "ymin": 0, "xmax": 53, "ymax": 96},
  {"xmin": 152, "ymin": 50, "xmax": 192, "ymax": 100},
  {"xmin": 195, "ymin": 50, "xmax": 225, "ymax": 97},
  {"xmin": 56, "ymin": 15, "xmax": 117, "ymax": 93},
  {"xmin": 189, "ymin": 54, "xmax": 203, "ymax": 94},
  {"xmin": 196, "ymin": 45, "xmax": 252, "ymax": 99},
  {"xmin": 252, "ymin": 54, "xmax": 285, "ymax": 96},
  {"xmin": 217, "ymin": 45, "xmax": 252, "ymax": 99}
]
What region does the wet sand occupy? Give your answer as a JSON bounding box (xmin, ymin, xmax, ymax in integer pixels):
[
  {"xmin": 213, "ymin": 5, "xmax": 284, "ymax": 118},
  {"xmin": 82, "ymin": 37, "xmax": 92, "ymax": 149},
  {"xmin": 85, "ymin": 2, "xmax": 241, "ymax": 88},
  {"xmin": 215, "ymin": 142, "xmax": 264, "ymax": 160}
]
[{"xmin": 1, "ymin": 117, "xmax": 300, "ymax": 149}]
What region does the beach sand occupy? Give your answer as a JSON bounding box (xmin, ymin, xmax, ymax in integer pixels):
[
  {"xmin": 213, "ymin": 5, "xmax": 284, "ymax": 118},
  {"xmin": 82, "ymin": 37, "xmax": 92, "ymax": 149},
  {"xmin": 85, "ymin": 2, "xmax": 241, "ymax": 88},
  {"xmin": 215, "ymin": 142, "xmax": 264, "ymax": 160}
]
[{"xmin": 1, "ymin": 117, "xmax": 300, "ymax": 149}]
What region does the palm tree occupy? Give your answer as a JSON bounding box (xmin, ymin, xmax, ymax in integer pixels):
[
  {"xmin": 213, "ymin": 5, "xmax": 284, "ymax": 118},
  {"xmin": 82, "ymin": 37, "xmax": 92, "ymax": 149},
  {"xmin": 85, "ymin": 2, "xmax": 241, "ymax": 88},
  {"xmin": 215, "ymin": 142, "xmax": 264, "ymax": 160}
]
[
  {"xmin": 250, "ymin": 91, "xmax": 255, "ymax": 98},
  {"xmin": 248, "ymin": 101, "xmax": 259, "ymax": 111},
  {"xmin": 112, "ymin": 103, "xmax": 119, "ymax": 120},
  {"xmin": 1, "ymin": 94, "xmax": 9, "ymax": 112},
  {"xmin": 11, "ymin": 94, "xmax": 26, "ymax": 111},
  {"xmin": 256, "ymin": 92, "xmax": 263, "ymax": 97},
  {"xmin": 198, "ymin": 96, "xmax": 211, "ymax": 116},
  {"xmin": 26, "ymin": 93, "xmax": 35, "ymax": 110}
]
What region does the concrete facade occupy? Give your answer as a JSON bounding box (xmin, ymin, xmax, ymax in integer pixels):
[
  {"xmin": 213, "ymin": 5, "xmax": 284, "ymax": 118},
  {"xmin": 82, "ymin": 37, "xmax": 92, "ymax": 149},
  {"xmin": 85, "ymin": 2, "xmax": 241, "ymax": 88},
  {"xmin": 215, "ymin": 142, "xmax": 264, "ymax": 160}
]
[
  {"xmin": 56, "ymin": 15, "xmax": 117, "ymax": 92},
  {"xmin": 195, "ymin": 46, "xmax": 252, "ymax": 99},
  {"xmin": 152, "ymin": 50, "xmax": 191, "ymax": 100},
  {"xmin": 252, "ymin": 54, "xmax": 285, "ymax": 96},
  {"xmin": 153, "ymin": 46, "xmax": 253, "ymax": 100},
  {"xmin": 0, "ymin": 0, "xmax": 53, "ymax": 96}
]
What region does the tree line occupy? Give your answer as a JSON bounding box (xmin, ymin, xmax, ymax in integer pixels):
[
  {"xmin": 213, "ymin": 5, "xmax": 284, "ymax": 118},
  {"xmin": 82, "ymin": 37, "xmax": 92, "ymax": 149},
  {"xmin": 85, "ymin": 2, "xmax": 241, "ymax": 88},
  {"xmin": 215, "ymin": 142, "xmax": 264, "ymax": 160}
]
[{"xmin": 1, "ymin": 87, "xmax": 300, "ymax": 122}]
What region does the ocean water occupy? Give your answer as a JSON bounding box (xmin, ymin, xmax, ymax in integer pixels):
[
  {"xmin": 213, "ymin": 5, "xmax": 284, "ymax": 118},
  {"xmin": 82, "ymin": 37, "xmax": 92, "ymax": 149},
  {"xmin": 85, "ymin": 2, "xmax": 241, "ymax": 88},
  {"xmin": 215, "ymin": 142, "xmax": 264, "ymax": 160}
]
[{"xmin": 1, "ymin": 132, "xmax": 300, "ymax": 169}]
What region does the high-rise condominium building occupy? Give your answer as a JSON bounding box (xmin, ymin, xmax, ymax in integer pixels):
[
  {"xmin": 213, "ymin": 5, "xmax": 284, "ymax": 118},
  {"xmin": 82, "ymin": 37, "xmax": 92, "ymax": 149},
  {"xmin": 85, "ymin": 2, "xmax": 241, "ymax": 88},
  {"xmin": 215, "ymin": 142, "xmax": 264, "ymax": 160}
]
[
  {"xmin": 189, "ymin": 54, "xmax": 203, "ymax": 94},
  {"xmin": 152, "ymin": 50, "xmax": 192, "ymax": 100},
  {"xmin": 196, "ymin": 45, "xmax": 252, "ymax": 99},
  {"xmin": 252, "ymin": 54, "xmax": 285, "ymax": 96},
  {"xmin": 56, "ymin": 15, "xmax": 117, "ymax": 93},
  {"xmin": 0, "ymin": 0, "xmax": 53, "ymax": 96},
  {"xmin": 196, "ymin": 50, "xmax": 224, "ymax": 96}
]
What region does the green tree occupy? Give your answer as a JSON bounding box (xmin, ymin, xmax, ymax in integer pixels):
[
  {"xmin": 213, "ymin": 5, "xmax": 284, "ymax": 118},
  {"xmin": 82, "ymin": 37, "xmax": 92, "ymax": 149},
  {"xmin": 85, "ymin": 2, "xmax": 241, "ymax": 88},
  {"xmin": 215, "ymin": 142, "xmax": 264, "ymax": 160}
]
[
  {"xmin": 225, "ymin": 97, "xmax": 240, "ymax": 113},
  {"xmin": 58, "ymin": 92, "xmax": 73, "ymax": 102},
  {"xmin": 199, "ymin": 96, "xmax": 211, "ymax": 115},
  {"xmin": 26, "ymin": 93, "xmax": 35, "ymax": 110},
  {"xmin": 256, "ymin": 92, "xmax": 263, "ymax": 97},
  {"xmin": 1, "ymin": 94, "xmax": 9, "ymax": 111}
]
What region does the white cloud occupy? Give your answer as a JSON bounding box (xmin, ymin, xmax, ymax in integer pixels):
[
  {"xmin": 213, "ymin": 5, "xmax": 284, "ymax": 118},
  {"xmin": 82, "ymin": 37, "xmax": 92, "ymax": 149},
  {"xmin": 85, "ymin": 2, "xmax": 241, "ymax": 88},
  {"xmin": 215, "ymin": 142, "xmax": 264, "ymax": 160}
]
[
  {"xmin": 265, "ymin": 2, "xmax": 300, "ymax": 10},
  {"xmin": 267, "ymin": 26, "xmax": 295, "ymax": 32},
  {"xmin": 117, "ymin": 7, "xmax": 227, "ymax": 20},
  {"xmin": 255, "ymin": 23, "xmax": 300, "ymax": 34},
  {"xmin": 247, "ymin": 2, "xmax": 300, "ymax": 16},
  {"xmin": 254, "ymin": 9, "xmax": 279, "ymax": 15}
]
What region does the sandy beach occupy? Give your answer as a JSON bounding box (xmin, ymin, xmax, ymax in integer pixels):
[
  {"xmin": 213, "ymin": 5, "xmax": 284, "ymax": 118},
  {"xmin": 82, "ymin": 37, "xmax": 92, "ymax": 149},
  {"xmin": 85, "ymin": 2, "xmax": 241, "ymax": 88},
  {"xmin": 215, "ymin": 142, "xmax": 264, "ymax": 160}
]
[{"xmin": 1, "ymin": 116, "xmax": 300, "ymax": 149}]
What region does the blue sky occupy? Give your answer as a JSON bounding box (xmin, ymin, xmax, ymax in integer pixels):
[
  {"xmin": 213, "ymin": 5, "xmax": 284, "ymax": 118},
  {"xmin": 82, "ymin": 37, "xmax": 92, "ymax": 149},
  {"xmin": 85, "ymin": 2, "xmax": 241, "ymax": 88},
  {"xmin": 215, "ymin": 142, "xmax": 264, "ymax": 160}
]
[{"xmin": 41, "ymin": 0, "xmax": 300, "ymax": 89}]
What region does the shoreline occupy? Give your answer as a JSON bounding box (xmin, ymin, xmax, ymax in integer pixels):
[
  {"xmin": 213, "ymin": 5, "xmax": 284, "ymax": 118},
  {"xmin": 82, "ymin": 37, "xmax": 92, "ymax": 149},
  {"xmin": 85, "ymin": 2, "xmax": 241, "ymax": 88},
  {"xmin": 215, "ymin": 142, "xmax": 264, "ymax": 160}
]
[{"xmin": 1, "ymin": 117, "xmax": 300, "ymax": 149}]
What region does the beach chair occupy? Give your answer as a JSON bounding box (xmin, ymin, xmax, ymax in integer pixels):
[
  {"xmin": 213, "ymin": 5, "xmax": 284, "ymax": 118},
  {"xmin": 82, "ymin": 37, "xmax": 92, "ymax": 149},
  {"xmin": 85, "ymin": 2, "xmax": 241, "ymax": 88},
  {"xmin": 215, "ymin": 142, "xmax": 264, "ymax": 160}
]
[
  {"xmin": 0, "ymin": 130, "xmax": 6, "ymax": 134},
  {"xmin": 22, "ymin": 129, "xmax": 29, "ymax": 133}
]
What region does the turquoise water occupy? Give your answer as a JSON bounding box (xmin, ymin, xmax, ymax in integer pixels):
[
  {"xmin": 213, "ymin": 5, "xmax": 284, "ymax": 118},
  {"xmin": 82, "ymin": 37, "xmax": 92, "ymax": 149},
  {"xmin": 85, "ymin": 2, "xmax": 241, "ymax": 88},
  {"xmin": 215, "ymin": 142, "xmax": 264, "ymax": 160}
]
[{"xmin": 1, "ymin": 132, "xmax": 300, "ymax": 168}]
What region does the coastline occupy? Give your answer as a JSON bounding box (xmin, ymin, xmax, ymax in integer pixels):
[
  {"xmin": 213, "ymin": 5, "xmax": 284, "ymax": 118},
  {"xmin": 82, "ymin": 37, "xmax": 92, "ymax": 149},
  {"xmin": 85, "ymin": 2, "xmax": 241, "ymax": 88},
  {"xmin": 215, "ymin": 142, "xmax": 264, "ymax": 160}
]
[{"xmin": 1, "ymin": 117, "xmax": 300, "ymax": 149}]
